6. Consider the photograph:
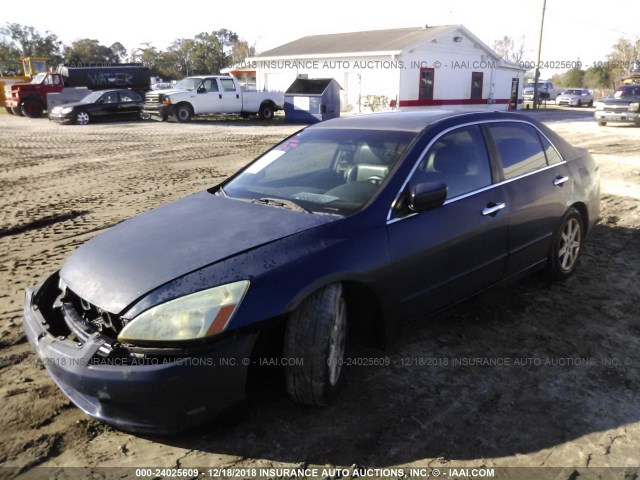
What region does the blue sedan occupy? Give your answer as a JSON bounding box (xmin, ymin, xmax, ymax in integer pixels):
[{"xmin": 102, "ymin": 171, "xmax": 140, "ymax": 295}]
[{"xmin": 23, "ymin": 111, "xmax": 600, "ymax": 433}]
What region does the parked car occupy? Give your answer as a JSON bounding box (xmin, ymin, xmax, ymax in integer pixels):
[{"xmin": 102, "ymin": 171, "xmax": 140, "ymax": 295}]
[
  {"xmin": 24, "ymin": 111, "xmax": 600, "ymax": 433},
  {"xmin": 595, "ymin": 84, "xmax": 640, "ymax": 126},
  {"xmin": 49, "ymin": 89, "xmax": 145, "ymax": 125},
  {"xmin": 556, "ymin": 88, "xmax": 594, "ymax": 107}
]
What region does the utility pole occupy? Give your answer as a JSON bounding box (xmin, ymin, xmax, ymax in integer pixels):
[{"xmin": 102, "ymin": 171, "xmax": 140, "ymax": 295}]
[{"xmin": 533, "ymin": 0, "xmax": 547, "ymax": 109}]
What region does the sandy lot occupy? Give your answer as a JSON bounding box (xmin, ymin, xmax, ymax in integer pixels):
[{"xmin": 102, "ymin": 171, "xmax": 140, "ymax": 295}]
[{"xmin": 0, "ymin": 111, "xmax": 639, "ymax": 478}]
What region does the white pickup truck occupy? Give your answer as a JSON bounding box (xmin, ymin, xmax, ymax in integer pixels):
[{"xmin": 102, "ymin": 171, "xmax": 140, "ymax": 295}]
[
  {"xmin": 522, "ymin": 80, "xmax": 562, "ymax": 102},
  {"xmin": 143, "ymin": 75, "xmax": 284, "ymax": 122}
]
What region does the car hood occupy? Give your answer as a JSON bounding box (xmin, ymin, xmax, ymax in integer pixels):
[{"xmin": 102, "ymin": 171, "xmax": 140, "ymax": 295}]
[
  {"xmin": 601, "ymin": 97, "xmax": 640, "ymax": 104},
  {"xmin": 60, "ymin": 191, "xmax": 337, "ymax": 313}
]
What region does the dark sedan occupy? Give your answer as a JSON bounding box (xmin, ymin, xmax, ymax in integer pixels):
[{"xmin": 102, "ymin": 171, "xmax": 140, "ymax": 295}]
[
  {"xmin": 23, "ymin": 111, "xmax": 600, "ymax": 433},
  {"xmin": 49, "ymin": 89, "xmax": 145, "ymax": 125}
]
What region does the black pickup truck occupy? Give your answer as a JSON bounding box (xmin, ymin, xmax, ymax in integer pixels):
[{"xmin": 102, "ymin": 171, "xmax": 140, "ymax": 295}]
[{"xmin": 595, "ymin": 84, "xmax": 640, "ymax": 127}]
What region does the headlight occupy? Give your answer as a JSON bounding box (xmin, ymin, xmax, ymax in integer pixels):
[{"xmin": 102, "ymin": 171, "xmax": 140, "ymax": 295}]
[
  {"xmin": 118, "ymin": 280, "xmax": 249, "ymax": 342},
  {"xmin": 161, "ymin": 96, "xmax": 172, "ymax": 105},
  {"xmin": 628, "ymin": 102, "xmax": 640, "ymax": 112},
  {"xmin": 595, "ymin": 102, "xmax": 605, "ymax": 111},
  {"xmin": 61, "ymin": 107, "xmax": 73, "ymax": 114}
]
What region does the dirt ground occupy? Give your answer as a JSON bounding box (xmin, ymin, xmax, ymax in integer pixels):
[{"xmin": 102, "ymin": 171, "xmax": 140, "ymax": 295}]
[{"xmin": 0, "ymin": 110, "xmax": 639, "ymax": 479}]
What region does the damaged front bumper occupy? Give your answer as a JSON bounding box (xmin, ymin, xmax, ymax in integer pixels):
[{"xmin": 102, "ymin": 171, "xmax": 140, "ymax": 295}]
[{"xmin": 23, "ymin": 273, "xmax": 257, "ymax": 434}]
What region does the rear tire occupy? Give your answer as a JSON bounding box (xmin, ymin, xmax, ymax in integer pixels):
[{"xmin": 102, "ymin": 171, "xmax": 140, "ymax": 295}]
[
  {"xmin": 546, "ymin": 207, "xmax": 583, "ymax": 280},
  {"xmin": 21, "ymin": 98, "xmax": 44, "ymax": 118},
  {"xmin": 284, "ymin": 283, "xmax": 347, "ymax": 406},
  {"xmin": 258, "ymin": 103, "xmax": 274, "ymax": 121},
  {"xmin": 175, "ymin": 104, "xmax": 192, "ymax": 123}
]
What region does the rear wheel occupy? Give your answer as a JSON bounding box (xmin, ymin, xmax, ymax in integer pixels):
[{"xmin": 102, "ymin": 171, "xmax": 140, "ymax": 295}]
[
  {"xmin": 175, "ymin": 104, "xmax": 192, "ymax": 123},
  {"xmin": 546, "ymin": 207, "xmax": 583, "ymax": 280},
  {"xmin": 258, "ymin": 103, "xmax": 274, "ymax": 121},
  {"xmin": 284, "ymin": 283, "xmax": 347, "ymax": 406},
  {"xmin": 75, "ymin": 111, "xmax": 90, "ymax": 126},
  {"xmin": 21, "ymin": 98, "xmax": 44, "ymax": 118}
]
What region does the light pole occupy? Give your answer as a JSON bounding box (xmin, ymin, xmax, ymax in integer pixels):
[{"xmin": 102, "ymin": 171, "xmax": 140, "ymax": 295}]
[{"xmin": 533, "ymin": 0, "xmax": 547, "ymax": 109}]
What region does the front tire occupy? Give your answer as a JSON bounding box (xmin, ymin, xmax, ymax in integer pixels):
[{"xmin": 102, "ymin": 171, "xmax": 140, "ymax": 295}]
[
  {"xmin": 5, "ymin": 107, "xmax": 14, "ymax": 115},
  {"xmin": 284, "ymin": 283, "xmax": 347, "ymax": 406},
  {"xmin": 588, "ymin": 100, "xmax": 593, "ymax": 107},
  {"xmin": 12, "ymin": 107, "xmax": 23, "ymax": 116},
  {"xmin": 75, "ymin": 111, "xmax": 90, "ymax": 125},
  {"xmin": 546, "ymin": 208, "xmax": 583, "ymax": 280},
  {"xmin": 597, "ymin": 121, "xmax": 606, "ymax": 126},
  {"xmin": 21, "ymin": 98, "xmax": 44, "ymax": 118},
  {"xmin": 175, "ymin": 104, "xmax": 192, "ymax": 123},
  {"xmin": 576, "ymin": 100, "xmax": 582, "ymax": 107}
]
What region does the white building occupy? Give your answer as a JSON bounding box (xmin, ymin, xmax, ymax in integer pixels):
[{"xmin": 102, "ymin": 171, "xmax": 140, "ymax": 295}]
[{"xmin": 248, "ymin": 25, "xmax": 525, "ymax": 112}]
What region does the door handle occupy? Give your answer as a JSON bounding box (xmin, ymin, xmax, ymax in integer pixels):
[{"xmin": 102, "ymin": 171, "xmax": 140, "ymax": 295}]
[
  {"xmin": 554, "ymin": 176, "xmax": 569, "ymax": 186},
  {"xmin": 219, "ymin": 94, "xmax": 222, "ymax": 99},
  {"xmin": 482, "ymin": 202, "xmax": 506, "ymax": 216},
  {"xmin": 236, "ymin": 94, "xmax": 239, "ymax": 99}
]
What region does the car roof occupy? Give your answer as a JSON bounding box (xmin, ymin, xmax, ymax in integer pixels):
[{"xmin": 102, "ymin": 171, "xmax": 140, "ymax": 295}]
[{"xmin": 309, "ymin": 110, "xmax": 534, "ymax": 133}]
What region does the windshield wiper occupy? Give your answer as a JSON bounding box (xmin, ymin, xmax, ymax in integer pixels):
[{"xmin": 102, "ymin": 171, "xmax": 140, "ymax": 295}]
[{"xmin": 252, "ymin": 197, "xmax": 312, "ymax": 213}]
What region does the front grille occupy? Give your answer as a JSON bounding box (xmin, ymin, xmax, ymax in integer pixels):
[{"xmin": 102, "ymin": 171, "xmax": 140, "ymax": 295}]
[
  {"xmin": 144, "ymin": 93, "xmax": 160, "ymax": 105},
  {"xmin": 604, "ymin": 105, "xmax": 630, "ymax": 112},
  {"xmin": 64, "ymin": 289, "xmax": 127, "ymax": 336}
]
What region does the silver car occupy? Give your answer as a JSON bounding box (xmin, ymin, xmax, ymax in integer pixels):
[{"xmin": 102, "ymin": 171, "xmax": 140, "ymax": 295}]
[{"xmin": 556, "ymin": 88, "xmax": 594, "ymax": 107}]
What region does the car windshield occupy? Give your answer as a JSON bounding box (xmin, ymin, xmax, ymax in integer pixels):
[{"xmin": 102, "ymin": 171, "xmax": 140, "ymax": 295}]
[
  {"xmin": 81, "ymin": 91, "xmax": 105, "ymax": 103},
  {"xmin": 613, "ymin": 86, "xmax": 640, "ymax": 98},
  {"xmin": 564, "ymin": 89, "xmax": 581, "ymax": 95},
  {"xmin": 223, "ymin": 128, "xmax": 418, "ymax": 215},
  {"xmin": 31, "ymin": 73, "xmax": 46, "ymax": 84},
  {"xmin": 174, "ymin": 78, "xmax": 202, "ymax": 91},
  {"xmin": 526, "ymin": 82, "xmax": 544, "ymax": 88}
]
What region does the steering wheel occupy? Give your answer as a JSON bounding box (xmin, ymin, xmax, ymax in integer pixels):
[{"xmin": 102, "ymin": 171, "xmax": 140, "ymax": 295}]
[{"xmin": 366, "ymin": 176, "xmax": 385, "ymax": 186}]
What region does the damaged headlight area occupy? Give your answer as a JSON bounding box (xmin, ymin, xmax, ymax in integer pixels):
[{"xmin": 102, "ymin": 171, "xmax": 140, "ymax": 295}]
[{"xmin": 118, "ymin": 281, "xmax": 250, "ymax": 343}]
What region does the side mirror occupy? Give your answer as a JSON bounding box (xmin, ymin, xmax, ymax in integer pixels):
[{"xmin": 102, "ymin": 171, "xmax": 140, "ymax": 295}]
[
  {"xmin": 197, "ymin": 85, "xmax": 206, "ymax": 94},
  {"xmin": 408, "ymin": 181, "xmax": 448, "ymax": 213}
]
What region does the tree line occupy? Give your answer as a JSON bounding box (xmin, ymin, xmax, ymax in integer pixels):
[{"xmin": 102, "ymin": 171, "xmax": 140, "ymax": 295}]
[
  {"xmin": 0, "ymin": 23, "xmax": 255, "ymax": 80},
  {"xmin": 493, "ymin": 35, "xmax": 640, "ymax": 90}
]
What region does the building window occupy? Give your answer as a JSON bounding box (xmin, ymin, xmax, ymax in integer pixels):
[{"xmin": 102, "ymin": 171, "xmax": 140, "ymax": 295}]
[
  {"xmin": 419, "ymin": 68, "xmax": 434, "ymax": 100},
  {"xmin": 471, "ymin": 72, "xmax": 483, "ymax": 99}
]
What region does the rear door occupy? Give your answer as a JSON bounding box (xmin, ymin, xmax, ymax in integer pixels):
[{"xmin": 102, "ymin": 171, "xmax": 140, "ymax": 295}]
[
  {"xmin": 386, "ymin": 124, "xmax": 509, "ymax": 321},
  {"xmin": 96, "ymin": 91, "xmax": 120, "ymax": 119},
  {"xmin": 218, "ymin": 78, "xmax": 242, "ymax": 113},
  {"xmin": 484, "ymin": 121, "xmax": 571, "ymax": 276},
  {"xmin": 117, "ymin": 91, "xmax": 142, "ymax": 117}
]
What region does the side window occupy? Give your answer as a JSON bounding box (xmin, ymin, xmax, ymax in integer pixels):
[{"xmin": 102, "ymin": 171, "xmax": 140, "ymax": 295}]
[
  {"xmin": 101, "ymin": 92, "xmax": 119, "ymax": 104},
  {"xmin": 119, "ymin": 91, "xmax": 141, "ymax": 102},
  {"xmin": 419, "ymin": 68, "xmax": 434, "ymax": 100},
  {"xmin": 410, "ymin": 125, "xmax": 492, "ymax": 199},
  {"xmin": 538, "ymin": 133, "xmax": 563, "ymax": 165},
  {"xmin": 487, "ymin": 123, "xmax": 548, "ymax": 180},
  {"xmin": 201, "ymin": 79, "xmax": 219, "ymax": 92},
  {"xmin": 220, "ymin": 79, "xmax": 237, "ymax": 92}
]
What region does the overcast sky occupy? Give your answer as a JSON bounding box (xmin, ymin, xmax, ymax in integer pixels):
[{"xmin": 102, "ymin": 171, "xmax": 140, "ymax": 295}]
[{"xmin": 5, "ymin": 0, "xmax": 639, "ymax": 72}]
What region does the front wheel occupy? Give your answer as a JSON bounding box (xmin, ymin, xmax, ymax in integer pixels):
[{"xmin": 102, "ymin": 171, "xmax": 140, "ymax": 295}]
[
  {"xmin": 21, "ymin": 98, "xmax": 44, "ymax": 118},
  {"xmin": 597, "ymin": 121, "xmax": 606, "ymax": 126},
  {"xmin": 576, "ymin": 100, "xmax": 582, "ymax": 107},
  {"xmin": 175, "ymin": 104, "xmax": 192, "ymax": 123},
  {"xmin": 258, "ymin": 103, "xmax": 274, "ymax": 120},
  {"xmin": 75, "ymin": 111, "xmax": 90, "ymax": 125},
  {"xmin": 5, "ymin": 107, "xmax": 14, "ymax": 115},
  {"xmin": 12, "ymin": 107, "xmax": 23, "ymax": 116},
  {"xmin": 284, "ymin": 283, "xmax": 347, "ymax": 406},
  {"xmin": 588, "ymin": 100, "xmax": 593, "ymax": 107},
  {"xmin": 546, "ymin": 208, "xmax": 583, "ymax": 280}
]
